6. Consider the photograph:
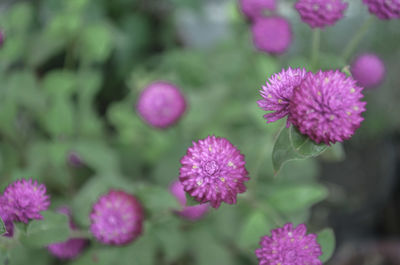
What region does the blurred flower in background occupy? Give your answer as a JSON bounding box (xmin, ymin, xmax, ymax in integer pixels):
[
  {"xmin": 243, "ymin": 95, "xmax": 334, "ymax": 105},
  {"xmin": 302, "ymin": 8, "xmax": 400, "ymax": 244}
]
[
  {"xmin": 362, "ymin": 0, "xmax": 400, "ymax": 20},
  {"xmin": 351, "ymin": 53, "xmax": 385, "ymax": 89},
  {"xmin": 239, "ymin": 0, "xmax": 276, "ymax": 20}
]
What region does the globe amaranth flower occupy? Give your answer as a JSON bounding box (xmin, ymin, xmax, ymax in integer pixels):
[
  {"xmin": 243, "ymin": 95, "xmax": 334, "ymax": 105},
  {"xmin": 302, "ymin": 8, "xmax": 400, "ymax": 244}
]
[
  {"xmin": 295, "ymin": 0, "xmax": 348, "ymax": 28},
  {"xmin": 170, "ymin": 180, "xmax": 209, "ymax": 221},
  {"xmin": 252, "ymin": 16, "xmax": 292, "ymax": 54},
  {"xmin": 2, "ymin": 179, "xmax": 50, "ymax": 223},
  {"xmin": 255, "ymin": 223, "xmax": 322, "ymax": 265},
  {"xmin": 289, "ymin": 70, "xmax": 366, "ymax": 145},
  {"xmin": 351, "ymin": 53, "xmax": 385, "ymax": 89},
  {"xmin": 90, "ymin": 190, "xmax": 143, "ymax": 245},
  {"xmin": 258, "ymin": 67, "xmax": 307, "ymax": 126},
  {"xmin": 68, "ymin": 151, "xmax": 83, "ymax": 167},
  {"xmin": 362, "ymin": 0, "xmax": 400, "ymax": 19},
  {"xmin": 239, "ymin": 0, "xmax": 277, "ymax": 20},
  {"xmin": 137, "ymin": 81, "xmax": 186, "ymax": 129},
  {"xmin": 0, "ymin": 30, "xmax": 4, "ymax": 48},
  {"xmin": 48, "ymin": 207, "xmax": 88, "ymax": 259},
  {"xmin": 0, "ymin": 197, "xmax": 14, "ymax": 237},
  {"xmin": 179, "ymin": 135, "xmax": 249, "ymax": 209}
]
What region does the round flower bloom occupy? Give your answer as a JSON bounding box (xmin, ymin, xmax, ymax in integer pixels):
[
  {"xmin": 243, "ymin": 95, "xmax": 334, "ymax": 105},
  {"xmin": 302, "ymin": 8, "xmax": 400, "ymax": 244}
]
[
  {"xmin": 258, "ymin": 67, "xmax": 307, "ymax": 126},
  {"xmin": 251, "ymin": 16, "xmax": 292, "ymax": 54},
  {"xmin": 2, "ymin": 179, "xmax": 50, "ymax": 223},
  {"xmin": 289, "ymin": 70, "xmax": 366, "ymax": 145},
  {"xmin": 295, "ymin": 0, "xmax": 348, "ymax": 28},
  {"xmin": 362, "ymin": 0, "xmax": 400, "ymax": 19},
  {"xmin": 179, "ymin": 135, "xmax": 249, "ymax": 209},
  {"xmin": 239, "ymin": 0, "xmax": 277, "ymax": 20},
  {"xmin": 48, "ymin": 207, "xmax": 88, "ymax": 259},
  {"xmin": 90, "ymin": 190, "xmax": 143, "ymax": 245},
  {"xmin": 170, "ymin": 180, "xmax": 209, "ymax": 221},
  {"xmin": 255, "ymin": 223, "xmax": 322, "ymax": 265},
  {"xmin": 0, "ymin": 197, "xmax": 14, "ymax": 237},
  {"xmin": 137, "ymin": 81, "xmax": 186, "ymax": 129},
  {"xmin": 351, "ymin": 53, "xmax": 385, "ymax": 89}
]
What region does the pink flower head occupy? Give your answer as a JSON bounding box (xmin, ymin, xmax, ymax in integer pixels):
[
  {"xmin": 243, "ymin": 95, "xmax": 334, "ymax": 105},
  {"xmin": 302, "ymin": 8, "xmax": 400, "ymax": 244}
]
[
  {"xmin": 295, "ymin": 0, "xmax": 348, "ymax": 28},
  {"xmin": 2, "ymin": 179, "xmax": 50, "ymax": 223},
  {"xmin": 90, "ymin": 190, "xmax": 143, "ymax": 245},
  {"xmin": 137, "ymin": 81, "xmax": 186, "ymax": 129},
  {"xmin": 239, "ymin": 0, "xmax": 277, "ymax": 20},
  {"xmin": 289, "ymin": 70, "xmax": 366, "ymax": 145},
  {"xmin": 169, "ymin": 180, "xmax": 209, "ymax": 221},
  {"xmin": 48, "ymin": 207, "xmax": 88, "ymax": 259},
  {"xmin": 258, "ymin": 67, "xmax": 307, "ymax": 126},
  {"xmin": 68, "ymin": 152, "xmax": 83, "ymax": 167},
  {"xmin": 0, "ymin": 197, "xmax": 14, "ymax": 237},
  {"xmin": 362, "ymin": 0, "xmax": 400, "ymax": 19},
  {"xmin": 252, "ymin": 16, "xmax": 292, "ymax": 55},
  {"xmin": 351, "ymin": 53, "xmax": 385, "ymax": 89},
  {"xmin": 179, "ymin": 136, "xmax": 249, "ymax": 209},
  {"xmin": 255, "ymin": 223, "xmax": 322, "ymax": 265},
  {"xmin": 0, "ymin": 30, "xmax": 4, "ymax": 47}
]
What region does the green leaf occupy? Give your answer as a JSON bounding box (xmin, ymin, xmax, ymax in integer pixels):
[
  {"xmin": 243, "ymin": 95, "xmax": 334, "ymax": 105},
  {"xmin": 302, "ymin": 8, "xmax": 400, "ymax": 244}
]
[
  {"xmin": 317, "ymin": 228, "xmax": 336, "ymax": 263},
  {"xmin": 320, "ymin": 142, "xmax": 346, "ymax": 162},
  {"xmin": 272, "ymin": 126, "xmax": 328, "ymax": 173},
  {"xmin": 267, "ymin": 184, "xmax": 328, "ymax": 213},
  {"xmin": 78, "ymin": 23, "xmax": 113, "ymax": 63},
  {"xmin": 0, "ymin": 217, "xmax": 6, "ymax": 236},
  {"xmin": 239, "ymin": 211, "xmax": 275, "ymax": 248},
  {"xmin": 20, "ymin": 211, "xmax": 70, "ymax": 247},
  {"xmin": 136, "ymin": 186, "xmax": 180, "ymax": 214}
]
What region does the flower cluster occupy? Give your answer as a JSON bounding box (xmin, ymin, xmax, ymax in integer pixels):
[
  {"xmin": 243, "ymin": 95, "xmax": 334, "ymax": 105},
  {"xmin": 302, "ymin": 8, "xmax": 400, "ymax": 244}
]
[
  {"xmin": 48, "ymin": 207, "xmax": 88, "ymax": 259},
  {"xmin": 362, "ymin": 0, "xmax": 400, "ymax": 20},
  {"xmin": 137, "ymin": 81, "xmax": 186, "ymax": 129},
  {"xmin": 239, "ymin": 0, "xmax": 276, "ymax": 20},
  {"xmin": 351, "ymin": 53, "xmax": 385, "ymax": 89},
  {"xmin": 179, "ymin": 135, "xmax": 249, "ymax": 208},
  {"xmin": 295, "ymin": 0, "xmax": 348, "ymax": 28},
  {"xmin": 170, "ymin": 180, "xmax": 209, "ymax": 221},
  {"xmin": 255, "ymin": 223, "xmax": 322, "ymax": 265},
  {"xmin": 258, "ymin": 68, "xmax": 366, "ymax": 145},
  {"xmin": 90, "ymin": 190, "xmax": 144, "ymax": 245}
]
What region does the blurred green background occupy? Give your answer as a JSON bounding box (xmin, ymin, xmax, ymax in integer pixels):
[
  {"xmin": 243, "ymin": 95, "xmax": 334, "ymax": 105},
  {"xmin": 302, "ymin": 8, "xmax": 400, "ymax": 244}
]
[{"xmin": 0, "ymin": 0, "xmax": 400, "ymax": 264}]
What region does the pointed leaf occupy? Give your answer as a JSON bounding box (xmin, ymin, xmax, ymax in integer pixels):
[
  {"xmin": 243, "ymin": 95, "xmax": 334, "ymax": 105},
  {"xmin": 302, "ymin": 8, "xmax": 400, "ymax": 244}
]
[
  {"xmin": 0, "ymin": 217, "xmax": 6, "ymax": 236},
  {"xmin": 317, "ymin": 228, "xmax": 336, "ymax": 262}
]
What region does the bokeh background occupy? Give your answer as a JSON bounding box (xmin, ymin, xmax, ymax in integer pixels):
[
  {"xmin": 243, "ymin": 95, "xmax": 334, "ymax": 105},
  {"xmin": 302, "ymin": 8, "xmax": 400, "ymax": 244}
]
[{"xmin": 0, "ymin": 0, "xmax": 400, "ymax": 264}]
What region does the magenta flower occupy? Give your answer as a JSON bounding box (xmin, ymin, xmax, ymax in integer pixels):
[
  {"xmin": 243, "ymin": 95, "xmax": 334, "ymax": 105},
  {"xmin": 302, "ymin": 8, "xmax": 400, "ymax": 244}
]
[
  {"xmin": 0, "ymin": 30, "xmax": 4, "ymax": 48},
  {"xmin": 179, "ymin": 136, "xmax": 249, "ymax": 209},
  {"xmin": 289, "ymin": 70, "xmax": 366, "ymax": 145},
  {"xmin": 68, "ymin": 152, "xmax": 83, "ymax": 167},
  {"xmin": 170, "ymin": 180, "xmax": 209, "ymax": 221},
  {"xmin": 239, "ymin": 0, "xmax": 277, "ymax": 20},
  {"xmin": 255, "ymin": 223, "xmax": 323, "ymax": 265},
  {"xmin": 351, "ymin": 53, "xmax": 385, "ymax": 89},
  {"xmin": 90, "ymin": 190, "xmax": 144, "ymax": 245},
  {"xmin": 362, "ymin": 0, "xmax": 400, "ymax": 19},
  {"xmin": 258, "ymin": 67, "xmax": 307, "ymax": 126},
  {"xmin": 251, "ymin": 16, "xmax": 292, "ymax": 55},
  {"xmin": 0, "ymin": 197, "xmax": 14, "ymax": 237},
  {"xmin": 295, "ymin": 0, "xmax": 348, "ymax": 28},
  {"xmin": 137, "ymin": 81, "xmax": 186, "ymax": 129},
  {"xmin": 2, "ymin": 179, "xmax": 50, "ymax": 223},
  {"xmin": 48, "ymin": 207, "xmax": 88, "ymax": 259}
]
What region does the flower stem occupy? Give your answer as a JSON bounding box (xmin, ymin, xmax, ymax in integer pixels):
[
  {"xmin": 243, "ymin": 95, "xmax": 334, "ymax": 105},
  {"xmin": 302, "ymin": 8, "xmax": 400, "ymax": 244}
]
[
  {"xmin": 311, "ymin": 29, "xmax": 320, "ymax": 69},
  {"xmin": 342, "ymin": 16, "xmax": 374, "ymax": 61}
]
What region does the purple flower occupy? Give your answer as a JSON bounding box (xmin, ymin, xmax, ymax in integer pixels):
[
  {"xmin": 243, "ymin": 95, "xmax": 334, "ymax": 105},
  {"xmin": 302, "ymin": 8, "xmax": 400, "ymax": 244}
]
[
  {"xmin": 179, "ymin": 136, "xmax": 249, "ymax": 209},
  {"xmin": 90, "ymin": 190, "xmax": 143, "ymax": 245},
  {"xmin": 239, "ymin": 0, "xmax": 277, "ymax": 20},
  {"xmin": 2, "ymin": 179, "xmax": 50, "ymax": 223},
  {"xmin": 68, "ymin": 152, "xmax": 83, "ymax": 167},
  {"xmin": 258, "ymin": 67, "xmax": 307, "ymax": 126},
  {"xmin": 137, "ymin": 81, "xmax": 186, "ymax": 129},
  {"xmin": 289, "ymin": 70, "xmax": 366, "ymax": 145},
  {"xmin": 251, "ymin": 16, "xmax": 292, "ymax": 55},
  {"xmin": 255, "ymin": 223, "xmax": 323, "ymax": 265},
  {"xmin": 48, "ymin": 207, "xmax": 88, "ymax": 260},
  {"xmin": 351, "ymin": 53, "xmax": 385, "ymax": 89},
  {"xmin": 170, "ymin": 180, "xmax": 209, "ymax": 221},
  {"xmin": 362, "ymin": 0, "xmax": 400, "ymax": 19},
  {"xmin": 0, "ymin": 30, "xmax": 4, "ymax": 47},
  {"xmin": 295, "ymin": 0, "xmax": 348, "ymax": 28},
  {"xmin": 0, "ymin": 197, "xmax": 14, "ymax": 237}
]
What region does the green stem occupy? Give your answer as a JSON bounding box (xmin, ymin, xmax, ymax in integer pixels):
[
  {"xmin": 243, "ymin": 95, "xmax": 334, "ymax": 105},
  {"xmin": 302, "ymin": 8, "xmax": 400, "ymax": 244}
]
[
  {"xmin": 311, "ymin": 29, "xmax": 320, "ymax": 69},
  {"xmin": 342, "ymin": 16, "xmax": 374, "ymax": 61}
]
